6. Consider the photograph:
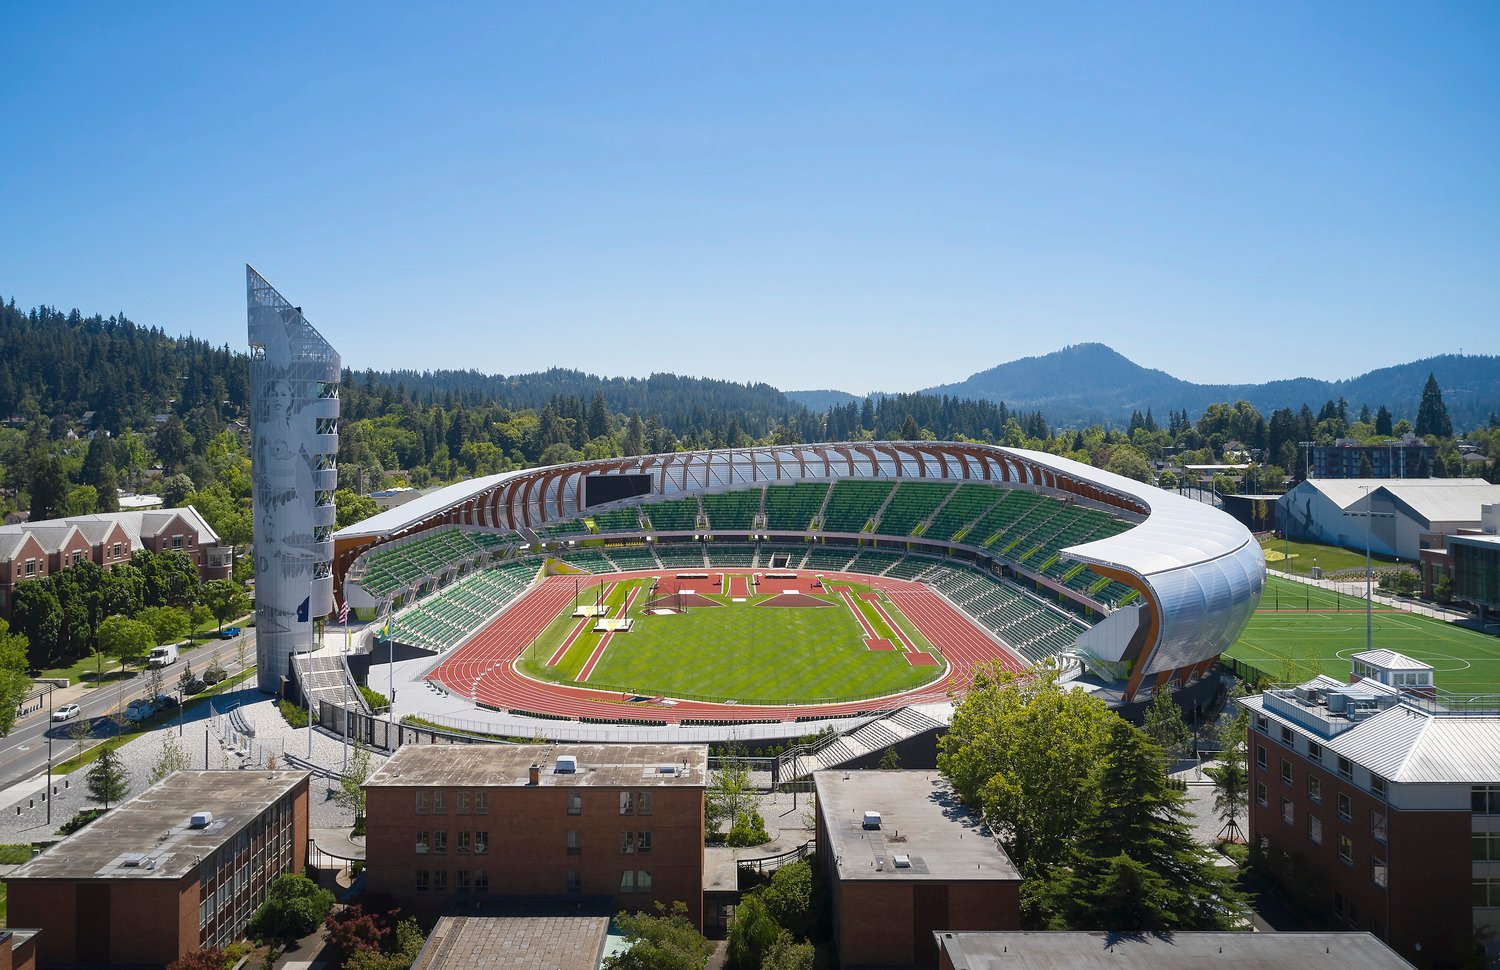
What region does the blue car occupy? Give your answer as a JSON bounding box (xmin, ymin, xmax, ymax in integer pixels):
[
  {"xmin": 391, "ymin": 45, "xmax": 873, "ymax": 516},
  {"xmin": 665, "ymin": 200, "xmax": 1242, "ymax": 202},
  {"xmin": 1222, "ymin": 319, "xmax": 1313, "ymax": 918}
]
[{"xmin": 220, "ymin": 626, "xmax": 242, "ymax": 639}]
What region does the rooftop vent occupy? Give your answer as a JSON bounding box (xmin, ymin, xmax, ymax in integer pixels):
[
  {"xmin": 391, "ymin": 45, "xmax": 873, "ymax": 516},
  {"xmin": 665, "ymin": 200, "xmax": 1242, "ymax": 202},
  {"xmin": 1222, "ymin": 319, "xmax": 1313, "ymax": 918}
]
[
  {"xmin": 189, "ymin": 811, "xmax": 213, "ymax": 829},
  {"xmin": 863, "ymin": 811, "xmax": 882, "ymax": 830},
  {"xmin": 658, "ymin": 765, "xmax": 678, "ymax": 775},
  {"xmin": 893, "ymin": 854, "xmax": 912, "ymax": 868},
  {"xmin": 121, "ymin": 853, "xmax": 149, "ymax": 868},
  {"xmin": 555, "ymin": 756, "xmax": 577, "ymax": 774}
]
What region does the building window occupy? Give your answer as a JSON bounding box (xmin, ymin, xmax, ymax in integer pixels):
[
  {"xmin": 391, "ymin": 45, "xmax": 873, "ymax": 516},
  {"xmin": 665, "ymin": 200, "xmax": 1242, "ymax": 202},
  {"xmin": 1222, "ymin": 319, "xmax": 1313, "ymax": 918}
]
[
  {"xmin": 1372, "ymin": 858, "xmax": 1388, "ymax": 890},
  {"xmin": 475, "ymin": 869, "xmax": 489, "ymax": 894},
  {"xmin": 415, "ymin": 869, "xmax": 429, "ymax": 893},
  {"xmin": 415, "ymin": 792, "xmax": 430, "ymax": 815},
  {"xmin": 1371, "ymin": 776, "xmax": 1387, "ymax": 800},
  {"xmin": 1337, "ymin": 792, "xmax": 1352, "ymax": 822},
  {"xmin": 1280, "ymin": 760, "xmax": 1292, "ymax": 785},
  {"xmin": 475, "ymin": 790, "xmax": 489, "ymax": 815},
  {"xmin": 1370, "ymin": 811, "xmax": 1386, "ymax": 844},
  {"xmin": 24, "ymin": 559, "xmax": 35, "ymax": 576},
  {"xmin": 1280, "ymin": 798, "xmax": 1294, "ymax": 825},
  {"xmin": 637, "ymin": 870, "xmax": 652, "ymax": 892},
  {"xmin": 1337, "ymin": 756, "xmax": 1352, "ymax": 779},
  {"xmin": 620, "ymin": 870, "xmax": 635, "ymax": 893},
  {"xmin": 1256, "ymin": 714, "xmax": 1268, "ymax": 733},
  {"xmin": 637, "ymin": 832, "xmax": 652, "ymax": 854},
  {"xmin": 172, "ymin": 535, "xmax": 184, "ymax": 549},
  {"xmin": 1308, "ymin": 815, "xmax": 1322, "ymax": 845},
  {"xmin": 567, "ymin": 830, "xmax": 581, "ymax": 855},
  {"xmin": 457, "ymin": 831, "xmax": 471, "ymax": 854},
  {"xmin": 620, "ymin": 792, "xmax": 634, "ymax": 816},
  {"xmin": 1474, "ymin": 877, "xmax": 1500, "ymax": 907},
  {"xmin": 1307, "ymin": 776, "xmax": 1321, "ymax": 802},
  {"xmin": 1256, "ymin": 745, "xmax": 1267, "ymax": 769},
  {"xmin": 637, "ymin": 792, "xmax": 652, "ymax": 816},
  {"xmin": 1474, "ymin": 833, "xmax": 1500, "ymax": 861},
  {"xmin": 432, "ymin": 791, "xmax": 447, "ymax": 814},
  {"xmin": 1308, "ymin": 741, "xmax": 1322, "ymax": 762},
  {"xmin": 1474, "ymin": 787, "xmax": 1500, "ymax": 815},
  {"xmin": 1348, "ymin": 901, "xmax": 1360, "ymax": 929},
  {"xmin": 415, "ymin": 831, "xmax": 429, "ymax": 855},
  {"xmin": 457, "ymin": 791, "xmax": 471, "ymax": 815},
  {"xmin": 566, "ymin": 870, "xmax": 580, "ymax": 894},
  {"xmin": 568, "ymin": 792, "xmax": 582, "ymax": 816},
  {"xmin": 456, "ymin": 869, "xmax": 471, "ymax": 893},
  {"xmin": 1255, "ymin": 782, "xmax": 1268, "ymax": 807},
  {"xmin": 432, "ymin": 831, "xmax": 447, "ymax": 855},
  {"xmin": 1338, "ymin": 835, "xmax": 1353, "ymax": 865},
  {"xmin": 433, "ymin": 870, "xmax": 447, "ymax": 893},
  {"xmin": 474, "ymin": 831, "xmax": 488, "ymax": 855},
  {"xmin": 621, "ymin": 832, "xmax": 635, "ymax": 854},
  {"xmin": 1279, "ymin": 726, "xmax": 1293, "ymax": 745},
  {"xmin": 1333, "ymin": 890, "xmax": 1344, "ymax": 915}
]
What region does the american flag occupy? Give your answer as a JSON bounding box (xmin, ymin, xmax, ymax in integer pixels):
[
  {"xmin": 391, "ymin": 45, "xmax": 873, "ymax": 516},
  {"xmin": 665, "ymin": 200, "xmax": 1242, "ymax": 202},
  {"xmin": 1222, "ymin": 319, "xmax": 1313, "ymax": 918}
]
[{"xmin": 338, "ymin": 600, "xmax": 349, "ymax": 624}]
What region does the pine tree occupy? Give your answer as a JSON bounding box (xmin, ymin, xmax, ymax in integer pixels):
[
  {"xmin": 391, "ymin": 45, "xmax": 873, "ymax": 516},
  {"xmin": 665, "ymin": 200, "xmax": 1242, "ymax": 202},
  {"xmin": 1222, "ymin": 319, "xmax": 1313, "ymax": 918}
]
[
  {"xmin": 87, "ymin": 746, "xmax": 131, "ymax": 810},
  {"xmin": 1375, "ymin": 405, "xmax": 1394, "ymax": 437},
  {"xmin": 26, "ymin": 450, "xmax": 70, "ymax": 520},
  {"xmin": 1414, "ymin": 373, "xmax": 1452, "ymax": 438},
  {"xmin": 1033, "ymin": 719, "xmax": 1246, "ymax": 931}
]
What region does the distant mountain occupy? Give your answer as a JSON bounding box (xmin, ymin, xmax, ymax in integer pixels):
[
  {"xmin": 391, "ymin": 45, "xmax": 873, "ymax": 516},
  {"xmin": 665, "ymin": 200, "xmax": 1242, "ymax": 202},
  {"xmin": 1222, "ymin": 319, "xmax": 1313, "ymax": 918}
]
[
  {"xmin": 784, "ymin": 389, "xmax": 862, "ymax": 411},
  {"xmin": 921, "ymin": 343, "xmax": 1500, "ymax": 428}
]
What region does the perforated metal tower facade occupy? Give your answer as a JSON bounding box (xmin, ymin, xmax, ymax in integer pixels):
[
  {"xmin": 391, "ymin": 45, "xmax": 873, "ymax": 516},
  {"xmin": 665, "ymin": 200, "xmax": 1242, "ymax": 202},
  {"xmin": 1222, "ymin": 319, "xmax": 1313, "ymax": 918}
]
[{"xmin": 247, "ymin": 266, "xmax": 341, "ymax": 693}]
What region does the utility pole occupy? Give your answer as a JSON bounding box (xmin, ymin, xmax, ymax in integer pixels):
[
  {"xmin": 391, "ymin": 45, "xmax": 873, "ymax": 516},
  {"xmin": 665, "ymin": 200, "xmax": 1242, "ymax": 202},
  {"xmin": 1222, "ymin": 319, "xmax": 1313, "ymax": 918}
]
[
  {"xmin": 1343, "ymin": 486, "xmax": 1395, "ymax": 655},
  {"xmin": 46, "ymin": 685, "xmax": 54, "ymax": 825}
]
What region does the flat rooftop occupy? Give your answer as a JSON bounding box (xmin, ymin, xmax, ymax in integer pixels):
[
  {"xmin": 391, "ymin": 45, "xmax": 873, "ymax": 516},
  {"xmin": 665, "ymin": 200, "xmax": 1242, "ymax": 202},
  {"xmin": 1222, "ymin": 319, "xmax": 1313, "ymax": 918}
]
[
  {"xmin": 6, "ymin": 771, "xmax": 308, "ymax": 881},
  {"xmin": 413, "ymin": 905, "xmax": 610, "ymax": 970},
  {"xmin": 815, "ymin": 770, "xmax": 1018, "ymax": 883},
  {"xmin": 936, "ymin": 931, "xmax": 1414, "ymax": 969},
  {"xmin": 366, "ymin": 743, "xmax": 707, "ymax": 789}
]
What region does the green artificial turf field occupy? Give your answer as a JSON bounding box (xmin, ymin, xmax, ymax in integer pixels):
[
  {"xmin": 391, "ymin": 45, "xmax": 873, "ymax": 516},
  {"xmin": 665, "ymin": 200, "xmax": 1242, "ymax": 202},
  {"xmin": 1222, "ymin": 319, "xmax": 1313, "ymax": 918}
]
[
  {"xmin": 1224, "ymin": 575, "xmax": 1500, "ymax": 694},
  {"xmin": 517, "ymin": 576, "xmax": 944, "ymax": 704}
]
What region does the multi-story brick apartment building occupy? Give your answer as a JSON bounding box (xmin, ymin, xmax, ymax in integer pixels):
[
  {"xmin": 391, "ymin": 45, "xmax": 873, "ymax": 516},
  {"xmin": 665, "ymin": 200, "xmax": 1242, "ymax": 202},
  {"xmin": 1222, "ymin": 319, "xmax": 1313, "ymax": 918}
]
[
  {"xmin": 363, "ymin": 744, "xmax": 707, "ymax": 928},
  {"xmin": 1243, "ymin": 653, "xmax": 1498, "ymax": 969},
  {"xmin": 5, "ymin": 771, "xmax": 309, "ymax": 968},
  {"xmin": 0, "ymin": 507, "xmax": 231, "ymax": 617},
  {"xmin": 815, "ymin": 770, "xmax": 1021, "ymax": 969}
]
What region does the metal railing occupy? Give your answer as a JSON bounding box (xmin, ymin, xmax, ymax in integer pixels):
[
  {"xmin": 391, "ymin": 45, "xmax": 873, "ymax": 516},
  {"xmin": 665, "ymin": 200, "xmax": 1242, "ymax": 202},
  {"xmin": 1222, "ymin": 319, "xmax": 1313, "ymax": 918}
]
[{"xmin": 737, "ymin": 840, "xmax": 814, "ymax": 875}]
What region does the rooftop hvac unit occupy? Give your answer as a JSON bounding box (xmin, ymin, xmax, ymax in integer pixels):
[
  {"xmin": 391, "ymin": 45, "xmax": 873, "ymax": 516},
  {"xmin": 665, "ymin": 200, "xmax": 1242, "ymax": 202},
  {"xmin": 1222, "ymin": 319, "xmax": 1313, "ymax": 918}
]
[
  {"xmin": 555, "ymin": 756, "xmax": 578, "ymax": 774},
  {"xmin": 863, "ymin": 811, "xmax": 882, "ymax": 830},
  {"xmin": 121, "ymin": 853, "xmax": 148, "ymax": 868},
  {"xmin": 893, "ymin": 854, "xmax": 911, "ymax": 868},
  {"xmin": 1326, "ymin": 692, "xmax": 1349, "ymax": 714},
  {"xmin": 189, "ymin": 811, "xmax": 213, "ymax": 829}
]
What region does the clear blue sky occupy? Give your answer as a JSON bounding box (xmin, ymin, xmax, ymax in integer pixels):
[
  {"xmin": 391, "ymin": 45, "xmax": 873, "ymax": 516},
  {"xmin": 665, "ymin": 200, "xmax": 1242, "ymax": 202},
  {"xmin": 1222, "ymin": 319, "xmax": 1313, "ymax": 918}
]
[{"xmin": 2, "ymin": 3, "xmax": 1496, "ymax": 394}]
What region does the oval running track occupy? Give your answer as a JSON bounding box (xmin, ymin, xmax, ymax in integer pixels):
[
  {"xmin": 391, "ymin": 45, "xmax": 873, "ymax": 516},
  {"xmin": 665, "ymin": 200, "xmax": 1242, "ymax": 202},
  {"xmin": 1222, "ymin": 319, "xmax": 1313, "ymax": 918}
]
[{"xmin": 425, "ymin": 569, "xmax": 1027, "ymax": 724}]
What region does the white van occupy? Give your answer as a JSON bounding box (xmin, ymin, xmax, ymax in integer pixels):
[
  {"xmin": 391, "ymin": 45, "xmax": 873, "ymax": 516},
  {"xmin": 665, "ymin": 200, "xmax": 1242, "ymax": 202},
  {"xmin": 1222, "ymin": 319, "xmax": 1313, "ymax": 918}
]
[{"xmin": 147, "ymin": 644, "xmax": 180, "ymax": 668}]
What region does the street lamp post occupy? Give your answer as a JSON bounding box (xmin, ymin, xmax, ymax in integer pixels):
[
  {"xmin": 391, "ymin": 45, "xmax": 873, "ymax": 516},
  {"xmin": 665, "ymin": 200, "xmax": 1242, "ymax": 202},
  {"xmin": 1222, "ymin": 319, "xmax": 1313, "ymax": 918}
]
[
  {"xmin": 46, "ymin": 685, "xmax": 54, "ymax": 825},
  {"xmin": 1343, "ymin": 487, "xmax": 1396, "ymax": 656}
]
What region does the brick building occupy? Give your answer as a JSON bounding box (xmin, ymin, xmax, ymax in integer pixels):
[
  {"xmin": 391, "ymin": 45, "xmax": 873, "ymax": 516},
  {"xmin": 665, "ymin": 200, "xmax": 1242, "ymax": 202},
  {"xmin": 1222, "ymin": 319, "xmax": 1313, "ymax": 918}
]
[
  {"xmin": 4, "ymin": 771, "xmax": 309, "ymax": 968},
  {"xmin": 363, "ymin": 744, "xmax": 707, "ymax": 928},
  {"xmin": 1243, "ymin": 657, "xmax": 1500, "ymax": 968},
  {"xmin": 815, "ymin": 771, "xmax": 1021, "ymax": 969},
  {"xmin": 0, "ymin": 507, "xmax": 231, "ymax": 617}
]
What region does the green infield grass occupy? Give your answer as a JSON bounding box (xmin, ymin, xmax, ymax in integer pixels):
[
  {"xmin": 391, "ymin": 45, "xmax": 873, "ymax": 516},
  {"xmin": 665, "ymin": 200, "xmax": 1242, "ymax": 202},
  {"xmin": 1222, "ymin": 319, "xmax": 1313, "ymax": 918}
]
[
  {"xmin": 517, "ymin": 576, "xmax": 944, "ymax": 704},
  {"xmin": 1224, "ymin": 576, "xmax": 1500, "ymax": 694}
]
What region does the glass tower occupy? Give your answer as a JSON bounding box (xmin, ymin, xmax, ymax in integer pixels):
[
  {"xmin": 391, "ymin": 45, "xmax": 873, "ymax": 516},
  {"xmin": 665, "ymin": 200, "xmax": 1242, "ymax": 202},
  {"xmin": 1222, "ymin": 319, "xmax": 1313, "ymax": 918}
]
[{"xmin": 247, "ymin": 266, "xmax": 341, "ymax": 693}]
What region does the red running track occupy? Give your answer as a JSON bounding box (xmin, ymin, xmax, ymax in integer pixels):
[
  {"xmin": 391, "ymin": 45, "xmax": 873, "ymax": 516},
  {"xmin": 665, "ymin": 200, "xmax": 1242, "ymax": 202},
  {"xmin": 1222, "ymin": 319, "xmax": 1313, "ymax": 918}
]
[{"xmin": 426, "ymin": 569, "xmax": 1027, "ymax": 724}]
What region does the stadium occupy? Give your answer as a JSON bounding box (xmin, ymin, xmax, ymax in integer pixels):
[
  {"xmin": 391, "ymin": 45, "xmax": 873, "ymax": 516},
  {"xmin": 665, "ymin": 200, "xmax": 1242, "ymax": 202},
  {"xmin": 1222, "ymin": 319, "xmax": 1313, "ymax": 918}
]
[{"xmin": 331, "ymin": 442, "xmax": 1264, "ymax": 745}]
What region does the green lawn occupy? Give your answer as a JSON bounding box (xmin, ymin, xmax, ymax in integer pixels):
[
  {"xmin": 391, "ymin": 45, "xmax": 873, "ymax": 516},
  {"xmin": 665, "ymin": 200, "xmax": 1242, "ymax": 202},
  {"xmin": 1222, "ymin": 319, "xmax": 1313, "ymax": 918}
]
[
  {"xmin": 1225, "ymin": 576, "xmax": 1500, "ymax": 694},
  {"xmin": 1259, "ymin": 536, "xmax": 1403, "ymax": 578},
  {"xmin": 518, "ymin": 577, "xmax": 942, "ymax": 704}
]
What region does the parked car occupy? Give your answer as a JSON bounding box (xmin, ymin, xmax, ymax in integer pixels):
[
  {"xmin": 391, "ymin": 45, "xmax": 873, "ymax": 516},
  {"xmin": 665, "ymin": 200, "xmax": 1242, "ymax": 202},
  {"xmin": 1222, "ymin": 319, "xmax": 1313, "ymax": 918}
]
[
  {"xmin": 154, "ymin": 694, "xmax": 179, "ymax": 709},
  {"xmin": 220, "ymin": 626, "xmax": 241, "ymax": 640},
  {"xmin": 52, "ymin": 703, "xmax": 80, "ymax": 721}
]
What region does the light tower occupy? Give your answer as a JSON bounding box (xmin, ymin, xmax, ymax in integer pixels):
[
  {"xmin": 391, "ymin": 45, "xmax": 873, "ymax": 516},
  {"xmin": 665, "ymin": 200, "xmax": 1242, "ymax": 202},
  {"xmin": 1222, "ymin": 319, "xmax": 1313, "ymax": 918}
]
[{"xmin": 247, "ymin": 266, "xmax": 341, "ymax": 694}]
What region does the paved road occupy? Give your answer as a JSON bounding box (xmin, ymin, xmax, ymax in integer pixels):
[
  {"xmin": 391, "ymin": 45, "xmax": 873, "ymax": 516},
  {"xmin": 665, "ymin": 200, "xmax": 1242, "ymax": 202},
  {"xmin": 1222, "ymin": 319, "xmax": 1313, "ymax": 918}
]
[{"xmin": 0, "ymin": 630, "xmax": 260, "ymax": 790}]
